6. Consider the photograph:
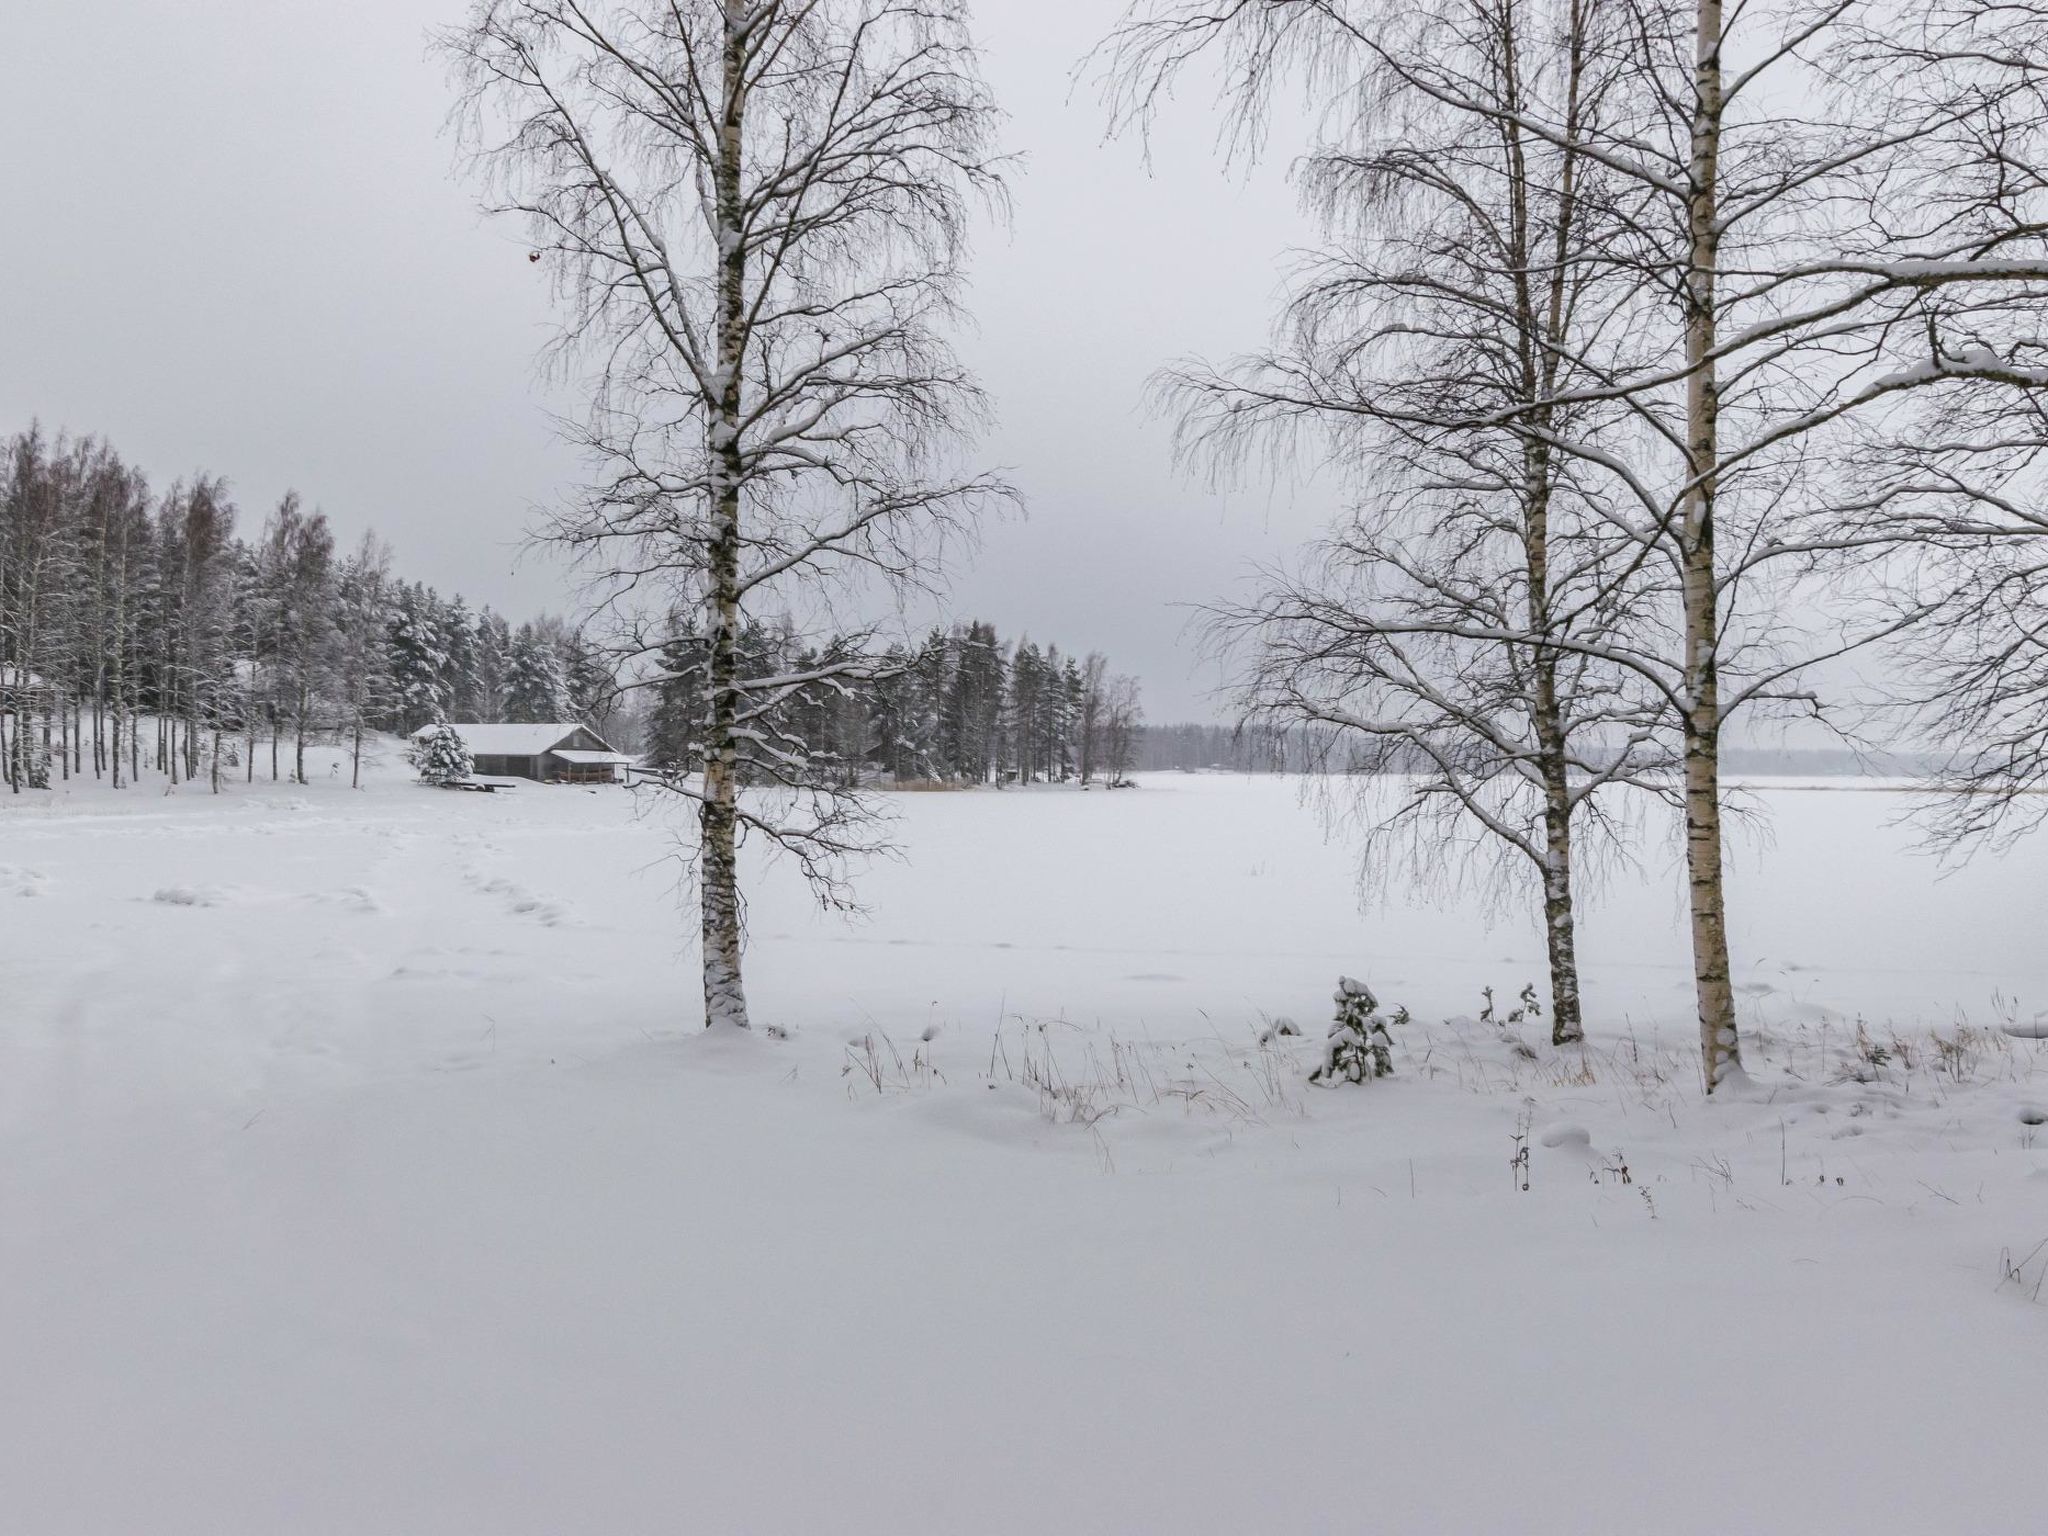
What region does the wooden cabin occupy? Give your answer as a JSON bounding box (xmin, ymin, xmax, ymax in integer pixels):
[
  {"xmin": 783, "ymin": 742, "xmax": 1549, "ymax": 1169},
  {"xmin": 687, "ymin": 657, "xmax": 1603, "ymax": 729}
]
[{"xmin": 413, "ymin": 722, "xmax": 633, "ymax": 785}]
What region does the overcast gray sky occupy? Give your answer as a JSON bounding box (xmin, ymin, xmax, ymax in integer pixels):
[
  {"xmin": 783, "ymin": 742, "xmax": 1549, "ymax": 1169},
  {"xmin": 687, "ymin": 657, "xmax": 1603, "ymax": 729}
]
[{"xmin": 0, "ymin": 0, "xmax": 1333, "ymax": 720}]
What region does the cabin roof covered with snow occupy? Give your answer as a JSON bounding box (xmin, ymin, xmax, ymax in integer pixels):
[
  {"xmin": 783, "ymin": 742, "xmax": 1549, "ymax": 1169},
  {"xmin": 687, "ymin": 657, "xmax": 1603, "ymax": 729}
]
[{"xmin": 411, "ymin": 722, "xmax": 619, "ymax": 757}]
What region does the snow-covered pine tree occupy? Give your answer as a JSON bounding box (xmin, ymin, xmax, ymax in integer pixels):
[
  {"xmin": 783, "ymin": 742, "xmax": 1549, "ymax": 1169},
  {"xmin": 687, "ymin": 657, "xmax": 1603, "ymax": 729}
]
[
  {"xmin": 410, "ymin": 721, "xmax": 474, "ymax": 785},
  {"xmin": 1006, "ymin": 640, "xmax": 1044, "ymax": 783},
  {"xmin": 865, "ymin": 644, "xmax": 913, "ymax": 781},
  {"xmin": 945, "ymin": 622, "xmax": 1005, "ymax": 784},
  {"xmin": 646, "ymin": 615, "xmax": 709, "ymax": 775},
  {"xmin": 439, "ymin": 596, "xmax": 483, "ymax": 721},
  {"xmin": 335, "ymin": 534, "xmax": 394, "ymax": 788},
  {"xmin": 502, "ymin": 624, "xmax": 566, "ymax": 723},
  {"xmin": 386, "ymin": 583, "xmax": 447, "ymax": 733},
  {"xmin": 908, "ymin": 627, "xmax": 951, "ymax": 780},
  {"xmin": 1310, "ymin": 977, "xmax": 1397, "ymax": 1086},
  {"xmin": 474, "ymin": 608, "xmax": 511, "ymax": 719},
  {"xmin": 1058, "ymin": 654, "xmax": 1085, "ymax": 782},
  {"xmin": 560, "ymin": 629, "xmax": 620, "ymax": 737}
]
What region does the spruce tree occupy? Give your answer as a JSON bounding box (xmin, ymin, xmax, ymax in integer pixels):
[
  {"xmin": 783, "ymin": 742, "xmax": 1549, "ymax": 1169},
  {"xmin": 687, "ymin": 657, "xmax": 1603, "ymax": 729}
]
[
  {"xmin": 503, "ymin": 625, "xmax": 566, "ymax": 722},
  {"xmin": 386, "ymin": 584, "xmax": 447, "ymax": 732},
  {"xmin": 410, "ymin": 721, "xmax": 474, "ymax": 785}
]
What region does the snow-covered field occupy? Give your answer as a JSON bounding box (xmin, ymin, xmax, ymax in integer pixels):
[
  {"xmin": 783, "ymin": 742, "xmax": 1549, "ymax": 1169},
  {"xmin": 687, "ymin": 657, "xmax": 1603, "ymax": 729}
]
[{"xmin": 5, "ymin": 747, "xmax": 2047, "ymax": 1533}]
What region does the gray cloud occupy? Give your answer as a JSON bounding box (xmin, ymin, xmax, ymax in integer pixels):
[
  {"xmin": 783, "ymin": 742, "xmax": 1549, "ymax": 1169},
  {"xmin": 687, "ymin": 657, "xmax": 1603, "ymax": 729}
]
[{"xmin": 1, "ymin": 0, "xmax": 1334, "ymax": 718}]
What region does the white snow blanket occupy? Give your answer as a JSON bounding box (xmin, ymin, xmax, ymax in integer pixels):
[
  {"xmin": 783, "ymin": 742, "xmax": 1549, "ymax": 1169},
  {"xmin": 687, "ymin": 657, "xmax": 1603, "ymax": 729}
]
[{"xmin": 3, "ymin": 749, "xmax": 2045, "ymax": 1532}]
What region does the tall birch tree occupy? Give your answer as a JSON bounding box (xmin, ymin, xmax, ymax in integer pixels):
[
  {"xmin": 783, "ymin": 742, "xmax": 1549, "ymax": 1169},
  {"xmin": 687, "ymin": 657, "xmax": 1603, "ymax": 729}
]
[
  {"xmin": 445, "ymin": 0, "xmax": 1012, "ymax": 1030},
  {"xmin": 1114, "ymin": 0, "xmax": 1669, "ymax": 1045}
]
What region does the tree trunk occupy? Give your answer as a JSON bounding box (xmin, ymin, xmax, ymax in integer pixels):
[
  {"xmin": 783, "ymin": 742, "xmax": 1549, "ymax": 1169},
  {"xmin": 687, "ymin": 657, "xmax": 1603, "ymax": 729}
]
[
  {"xmin": 1685, "ymin": 0, "xmax": 1741, "ymax": 1091},
  {"xmin": 1531, "ymin": 629, "xmax": 1584, "ymax": 1045},
  {"xmin": 699, "ymin": 0, "xmax": 753, "ymax": 1032},
  {"xmin": 1538, "ymin": 789, "xmax": 1584, "ymax": 1046},
  {"xmin": 113, "ymin": 599, "xmax": 128, "ymax": 785},
  {"xmin": 246, "ymin": 653, "xmax": 258, "ymax": 784}
]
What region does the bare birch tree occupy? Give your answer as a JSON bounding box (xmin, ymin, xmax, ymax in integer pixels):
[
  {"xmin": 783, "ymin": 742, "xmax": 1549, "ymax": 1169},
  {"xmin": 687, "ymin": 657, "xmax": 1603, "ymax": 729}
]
[
  {"xmin": 1108, "ymin": 0, "xmax": 1671, "ymax": 1045},
  {"xmin": 445, "ymin": 0, "xmax": 1012, "ymax": 1030},
  {"xmin": 1551, "ymin": 0, "xmax": 2048, "ymax": 1088}
]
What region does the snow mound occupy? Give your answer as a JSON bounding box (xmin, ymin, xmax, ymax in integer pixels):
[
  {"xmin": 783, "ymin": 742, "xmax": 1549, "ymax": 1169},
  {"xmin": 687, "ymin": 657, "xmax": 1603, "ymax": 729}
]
[
  {"xmin": 151, "ymin": 885, "xmax": 229, "ymax": 908},
  {"xmin": 309, "ymin": 886, "xmax": 382, "ymax": 914},
  {"xmin": 0, "ymin": 864, "xmax": 49, "ymax": 897}
]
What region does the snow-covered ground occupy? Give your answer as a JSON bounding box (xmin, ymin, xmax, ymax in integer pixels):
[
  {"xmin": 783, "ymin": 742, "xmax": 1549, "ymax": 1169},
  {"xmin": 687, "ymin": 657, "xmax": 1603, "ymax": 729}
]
[{"xmin": 5, "ymin": 746, "xmax": 2046, "ymax": 1533}]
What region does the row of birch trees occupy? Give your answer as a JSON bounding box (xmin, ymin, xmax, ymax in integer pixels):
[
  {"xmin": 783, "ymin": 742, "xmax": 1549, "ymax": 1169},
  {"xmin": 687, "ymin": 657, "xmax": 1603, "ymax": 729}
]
[
  {"xmin": 448, "ymin": 0, "xmax": 2048, "ymax": 1067},
  {"xmin": 1103, "ymin": 0, "xmax": 2048, "ymax": 1087},
  {"xmin": 0, "ymin": 425, "xmax": 616, "ymax": 793}
]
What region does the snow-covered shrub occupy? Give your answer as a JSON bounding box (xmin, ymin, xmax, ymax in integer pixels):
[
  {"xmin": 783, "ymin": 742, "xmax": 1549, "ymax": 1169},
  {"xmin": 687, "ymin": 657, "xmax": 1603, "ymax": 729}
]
[
  {"xmin": 1311, "ymin": 976, "xmax": 1397, "ymax": 1086},
  {"xmin": 1258, "ymin": 1015, "xmax": 1302, "ymax": 1045},
  {"xmin": 410, "ymin": 723, "xmax": 473, "ymax": 786}
]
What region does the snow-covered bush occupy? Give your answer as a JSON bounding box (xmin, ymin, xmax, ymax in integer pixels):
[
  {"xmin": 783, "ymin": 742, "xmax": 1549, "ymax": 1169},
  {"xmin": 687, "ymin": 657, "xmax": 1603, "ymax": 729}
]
[
  {"xmin": 1258, "ymin": 1015, "xmax": 1302, "ymax": 1046},
  {"xmin": 410, "ymin": 723, "xmax": 473, "ymax": 786},
  {"xmin": 1310, "ymin": 976, "xmax": 1397, "ymax": 1086}
]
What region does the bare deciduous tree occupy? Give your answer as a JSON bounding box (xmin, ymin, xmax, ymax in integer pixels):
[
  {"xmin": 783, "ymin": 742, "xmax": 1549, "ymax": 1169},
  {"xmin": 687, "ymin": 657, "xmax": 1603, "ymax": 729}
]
[
  {"xmin": 1108, "ymin": 0, "xmax": 1670, "ymax": 1045},
  {"xmin": 445, "ymin": 0, "xmax": 1013, "ymax": 1030}
]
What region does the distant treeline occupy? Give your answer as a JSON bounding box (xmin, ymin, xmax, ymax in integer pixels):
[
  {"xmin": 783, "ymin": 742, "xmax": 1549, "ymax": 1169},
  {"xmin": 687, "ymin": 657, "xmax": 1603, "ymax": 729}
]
[
  {"xmin": 1136, "ymin": 722, "xmax": 1346, "ymax": 773},
  {"xmin": 0, "ymin": 425, "xmax": 1155, "ymax": 798},
  {"xmin": 0, "ymin": 423, "xmax": 613, "ymax": 792},
  {"xmin": 645, "ymin": 619, "xmax": 1142, "ymax": 787},
  {"xmin": 1137, "ymin": 723, "xmax": 1942, "ymax": 779}
]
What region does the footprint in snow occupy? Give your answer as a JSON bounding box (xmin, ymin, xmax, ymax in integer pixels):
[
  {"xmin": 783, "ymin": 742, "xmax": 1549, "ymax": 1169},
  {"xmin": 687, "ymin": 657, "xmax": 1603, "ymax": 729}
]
[
  {"xmin": 0, "ymin": 865, "xmax": 50, "ymax": 897},
  {"xmin": 468, "ymin": 871, "xmax": 574, "ymax": 927}
]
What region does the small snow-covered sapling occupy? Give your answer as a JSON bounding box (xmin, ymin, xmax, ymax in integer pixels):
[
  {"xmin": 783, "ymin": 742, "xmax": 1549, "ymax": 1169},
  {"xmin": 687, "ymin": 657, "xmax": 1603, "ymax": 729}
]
[{"xmin": 1310, "ymin": 976, "xmax": 1397, "ymax": 1086}]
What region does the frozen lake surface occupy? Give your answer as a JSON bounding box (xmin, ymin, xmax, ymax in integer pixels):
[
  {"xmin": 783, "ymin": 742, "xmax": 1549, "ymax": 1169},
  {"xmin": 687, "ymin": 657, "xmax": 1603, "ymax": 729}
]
[{"xmin": 4, "ymin": 749, "xmax": 2045, "ymax": 1532}]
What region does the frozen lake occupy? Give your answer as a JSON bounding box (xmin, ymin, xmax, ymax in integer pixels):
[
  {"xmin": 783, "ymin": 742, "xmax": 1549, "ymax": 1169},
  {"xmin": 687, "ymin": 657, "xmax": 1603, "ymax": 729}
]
[{"xmin": 4, "ymin": 752, "xmax": 2045, "ymax": 1532}]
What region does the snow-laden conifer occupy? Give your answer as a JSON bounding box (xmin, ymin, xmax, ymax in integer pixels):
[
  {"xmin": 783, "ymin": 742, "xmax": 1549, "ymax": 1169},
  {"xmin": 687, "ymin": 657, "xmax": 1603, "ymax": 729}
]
[
  {"xmin": 410, "ymin": 722, "xmax": 474, "ymax": 786},
  {"xmin": 1310, "ymin": 977, "xmax": 1396, "ymax": 1086}
]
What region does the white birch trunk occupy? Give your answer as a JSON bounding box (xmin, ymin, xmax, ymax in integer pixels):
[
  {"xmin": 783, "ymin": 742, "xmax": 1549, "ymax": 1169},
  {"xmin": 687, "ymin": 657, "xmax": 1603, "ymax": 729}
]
[
  {"xmin": 700, "ymin": 0, "xmax": 753, "ymax": 1032},
  {"xmin": 1683, "ymin": 0, "xmax": 1741, "ymax": 1092}
]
